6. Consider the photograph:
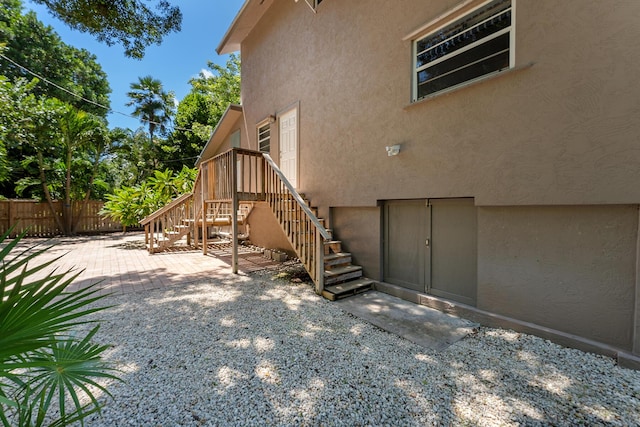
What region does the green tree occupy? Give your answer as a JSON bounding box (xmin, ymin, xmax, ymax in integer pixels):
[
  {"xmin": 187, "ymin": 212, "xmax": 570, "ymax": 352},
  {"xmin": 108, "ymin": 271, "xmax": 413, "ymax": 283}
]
[
  {"xmin": 0, "ymin": 0, "xmax": 111, "ymax": 117},
  {"xmin": 28, "ymin": 0, "xmax": 181, "ymax": 59},
  {"xmin": 126, "ymin": 75, "xmax": 175, "ymax": 156},
  {"xmin": 0, "ymin": 75, "xmax": 66, "ymax": 214},
  {"xmin": 0, "ymin": 74, "xmax": 39, "ymax": 184},
  {"xmin": 57, "ymin": 105, "xmax": 107, "ymax": 234},
  {"xmin": 0, "ymin": 230, "xmax": 119, "ymax": 426},
  {"xmin": 1, "ymin": 78, "xmax": 110, "ymax": 234},
  {"xmin": 164, "ymin": 54, "xmax": 241, "ymax": 170},
  {"xmin": 102, "ymin": 127, "xmax": 156, "ymax": 188},
  {"xmin": 101, "ymin": 166, "xmax": 196, "ymax": 230}
]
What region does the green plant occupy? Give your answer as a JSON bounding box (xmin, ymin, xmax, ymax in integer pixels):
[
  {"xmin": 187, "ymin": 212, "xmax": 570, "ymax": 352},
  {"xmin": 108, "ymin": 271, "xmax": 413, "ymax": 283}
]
[
  {"xmin": 100, "ymin": 166, "xmax": 197, "ymax": 230},
  {"xmin": 0, "ymin": 230, "xmax": 119, "ymax": 426}
]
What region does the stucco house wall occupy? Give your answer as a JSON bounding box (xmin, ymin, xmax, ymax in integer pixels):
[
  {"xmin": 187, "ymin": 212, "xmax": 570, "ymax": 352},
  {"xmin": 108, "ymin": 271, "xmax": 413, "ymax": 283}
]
[{"xmin": 225, "ymin": 0, "xmax": 640, "ymax": 355}]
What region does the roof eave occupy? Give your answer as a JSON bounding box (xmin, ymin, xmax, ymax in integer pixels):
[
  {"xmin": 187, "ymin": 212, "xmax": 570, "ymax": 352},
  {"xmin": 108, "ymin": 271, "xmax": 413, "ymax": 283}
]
[
  {"xmin": 195, "ymin": 104, "xmax": 243, "ymax": 167},
  {"xmin": 216, "ymin": 0, "xmax": 274, "ymax": 55}
]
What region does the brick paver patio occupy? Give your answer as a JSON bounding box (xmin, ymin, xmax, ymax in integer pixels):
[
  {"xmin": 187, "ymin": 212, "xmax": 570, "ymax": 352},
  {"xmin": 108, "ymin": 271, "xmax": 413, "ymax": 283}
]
[{"xmin": 13, "ymin": 232, "xmax": 284, "ymax": 295}]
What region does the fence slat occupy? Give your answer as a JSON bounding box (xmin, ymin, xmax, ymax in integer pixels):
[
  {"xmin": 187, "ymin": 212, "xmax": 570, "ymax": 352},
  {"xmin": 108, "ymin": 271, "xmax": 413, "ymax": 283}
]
[{"xmin": 0, "ymin": 200, "xmax": 123, "ymax": 237}]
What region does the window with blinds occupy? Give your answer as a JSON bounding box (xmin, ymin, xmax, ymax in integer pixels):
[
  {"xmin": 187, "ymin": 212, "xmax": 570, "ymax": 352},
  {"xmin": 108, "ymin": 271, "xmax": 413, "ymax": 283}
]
[
  {"xmin": 257, "ymin": 123, "xmax": 270, "ymax": 153},
  {"xmin": 413, "ymin": 0, "xmax": 513, "ymax": 101}
]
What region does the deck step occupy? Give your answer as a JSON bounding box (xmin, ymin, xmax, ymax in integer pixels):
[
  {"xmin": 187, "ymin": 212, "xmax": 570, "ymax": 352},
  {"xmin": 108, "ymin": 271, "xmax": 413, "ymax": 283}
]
[
  {"xmin": 324, "ymin": 264, "xmax": 362, "ymax": 285},
  {"xmin": 324, "ymin": 252, "xmax": 352, "ymax": 268},
  {"xmin": 322, "ymin": 278, "xmax": 374, "ymax": 301},
  {"xmin": 324, "ymin": 240, "xmax": 342, "ymax": 255}
]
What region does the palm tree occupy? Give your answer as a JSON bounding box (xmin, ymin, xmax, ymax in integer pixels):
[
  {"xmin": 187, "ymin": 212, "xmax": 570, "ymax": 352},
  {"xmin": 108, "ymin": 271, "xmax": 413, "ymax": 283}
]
[
  {"xmin": 126, "ymin": 76, "xmax": 175, "ymax": 147},
  {"xmin": 57, "ymin": 105, "xmax": 105, "ymax": 234},
  {"xmin": 0, "ymin": 230, "xmax": 119, "ymax": 426}
]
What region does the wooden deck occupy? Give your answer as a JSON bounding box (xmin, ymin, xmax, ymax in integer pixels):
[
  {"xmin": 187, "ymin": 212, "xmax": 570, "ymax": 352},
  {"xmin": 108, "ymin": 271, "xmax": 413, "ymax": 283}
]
[{"xmin": 140, "ymin": 148, "xmax": 372, "ymax": 298}]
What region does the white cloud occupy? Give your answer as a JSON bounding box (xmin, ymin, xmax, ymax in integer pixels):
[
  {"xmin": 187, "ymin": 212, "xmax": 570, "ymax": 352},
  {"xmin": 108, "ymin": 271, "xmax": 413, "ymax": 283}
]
[{"xmin": 199, "ymin": 68, "xmax": 214, "ymax": 79}]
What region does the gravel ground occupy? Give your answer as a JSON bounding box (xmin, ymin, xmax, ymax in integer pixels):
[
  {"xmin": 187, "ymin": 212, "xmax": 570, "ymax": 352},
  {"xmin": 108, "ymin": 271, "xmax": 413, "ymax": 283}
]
[{"xmin": 59, "ymin": 268, "xmax": 640, "ymax": 426}]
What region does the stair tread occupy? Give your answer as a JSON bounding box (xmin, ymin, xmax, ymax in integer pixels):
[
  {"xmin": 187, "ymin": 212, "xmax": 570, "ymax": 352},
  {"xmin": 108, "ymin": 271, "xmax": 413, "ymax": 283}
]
[
  {"xmin": 324, "ymin": 264, "xmax": 362, "ymax": 277},
  {"xmin": 325, "ymin": 278, "xmax": 375, "ymax": 293},
  {"xmin": 324, "ymin": 252, "xmax": 351, "ymax": 260},
  {"xmin": 322, "ymin": 278, "xmax": 375, "ymax": 301}
]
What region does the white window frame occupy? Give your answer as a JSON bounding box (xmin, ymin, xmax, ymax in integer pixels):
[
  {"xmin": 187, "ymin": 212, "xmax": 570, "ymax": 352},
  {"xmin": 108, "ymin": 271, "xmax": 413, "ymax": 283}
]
[
  {"xmin": 411, "ymin": 0, "xmax": 516, "ymax": 102},
  {"xmin": 257, "ymin": 121, "xmax": 271, "ymax": 153}
]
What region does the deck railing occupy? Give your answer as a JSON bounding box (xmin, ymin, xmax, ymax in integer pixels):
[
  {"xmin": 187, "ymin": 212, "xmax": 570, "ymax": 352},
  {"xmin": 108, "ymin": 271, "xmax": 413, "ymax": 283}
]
[
  {"xmin": 198, "ymin": 148, "xmax": 265, "ymax": 202},
  {"xmin": 139, "ymin": 148, "xmax": 330, "ymax": 293},
  {"xmin": 140, "ymin": 192, "xmax": 194, "ymax": 253},
  {"xmin": 263, "ymin": 153, "xmax": 330, "ymax": 293}
]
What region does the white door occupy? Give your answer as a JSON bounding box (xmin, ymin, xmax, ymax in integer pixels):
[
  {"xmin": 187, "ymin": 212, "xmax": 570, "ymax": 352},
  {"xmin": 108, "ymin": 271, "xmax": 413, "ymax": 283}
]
[{"xmin": 279, "ymin": 108, "xmax": 297, "ymax": 188}]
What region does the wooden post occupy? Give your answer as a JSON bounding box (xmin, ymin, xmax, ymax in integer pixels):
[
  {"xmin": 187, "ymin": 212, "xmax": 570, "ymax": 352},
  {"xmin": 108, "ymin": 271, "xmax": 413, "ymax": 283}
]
[
  {"xmin": 8, "ymin": 200, "xmax": 14, "ymax": 236},
  {"xmin": 231, "ymin": 149, "xmax": 239, "ymax": 274},
  {"xmin": 315, "ymin": 227, "xmax": 325, "ymax": 295},
  {"xmin": 149, "ymin": 221, "xmax": 154, "ymax": 253},
  {"xmin": 201, "ymin": 167, "xmax": 207, "ymax": 255},
  {"xmin": 202, "ymin": 203, "xmax": 208, "ymax": 255}
]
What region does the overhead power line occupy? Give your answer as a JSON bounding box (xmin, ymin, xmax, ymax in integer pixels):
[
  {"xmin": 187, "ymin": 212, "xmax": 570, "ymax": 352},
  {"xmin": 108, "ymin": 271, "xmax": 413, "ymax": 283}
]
[{"xmin": 0, "ymin": 53, "xmax": 196, "ymax": 133}]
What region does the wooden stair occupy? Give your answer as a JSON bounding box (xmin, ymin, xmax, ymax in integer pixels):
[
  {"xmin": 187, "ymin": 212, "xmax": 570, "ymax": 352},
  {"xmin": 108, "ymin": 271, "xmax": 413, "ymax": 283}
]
[
  {"xmin": 321, "ymin": 238, "xmax": 374, "ymax": 301},
  {"xmin": 268, "ymin": 189, "xmax": 374, "ymax": 300},
  {"xmin": 265, "ymin": 192, "xmax": 373, "ymax": 300},
  {"xmin": 144, "ymin": 199, "xmax": 256, "ymax": 253}
]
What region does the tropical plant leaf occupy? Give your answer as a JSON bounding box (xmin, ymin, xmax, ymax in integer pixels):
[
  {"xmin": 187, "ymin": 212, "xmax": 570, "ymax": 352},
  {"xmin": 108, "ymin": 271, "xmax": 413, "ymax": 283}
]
[{"xmin": 0, "ymin": 228, "xmax": 119, "ymax": 426}]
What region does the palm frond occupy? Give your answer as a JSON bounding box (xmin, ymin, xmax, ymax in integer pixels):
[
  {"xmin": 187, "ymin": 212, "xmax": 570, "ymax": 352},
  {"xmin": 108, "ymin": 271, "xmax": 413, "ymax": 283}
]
[{"xmin": 0, "ymin": 228, "xmax": 120, "ymax": 426}]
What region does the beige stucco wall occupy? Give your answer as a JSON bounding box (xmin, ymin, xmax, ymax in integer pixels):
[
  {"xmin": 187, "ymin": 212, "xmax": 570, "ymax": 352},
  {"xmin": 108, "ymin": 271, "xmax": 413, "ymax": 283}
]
[
  {"xmin": 210, "ymin": 115, "xmax": 248, "ymax": 157},
  {"xmin": 477, "ymin": 205, "xmax": 638, "ymax": 350},
  {"xmin": 241, "ymin": 0, "xmax": 640, "ymax": 208},
  {"xmin": 330, "ymin": 206, "xmax": 381, "ymax": 279},
  {"xmin": 246, "ymin": 202, "xmax": 295, "ymax": 256},
  {"xmin": 235, "ymin": 0, "xmax": 640, "ymax": 353}
]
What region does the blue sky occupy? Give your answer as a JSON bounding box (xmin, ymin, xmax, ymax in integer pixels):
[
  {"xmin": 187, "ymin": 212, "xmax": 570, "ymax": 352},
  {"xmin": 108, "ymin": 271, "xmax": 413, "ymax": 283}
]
[{"xmin": 23, "ymin": 0, "xmax": 245, "ymax": 130}]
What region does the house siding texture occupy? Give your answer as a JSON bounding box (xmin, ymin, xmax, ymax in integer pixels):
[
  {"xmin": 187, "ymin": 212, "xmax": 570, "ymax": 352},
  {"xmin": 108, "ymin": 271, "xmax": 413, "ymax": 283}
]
[{"xmin": 237, "ymin": 0, "xmax": 640, "ymax": 354}]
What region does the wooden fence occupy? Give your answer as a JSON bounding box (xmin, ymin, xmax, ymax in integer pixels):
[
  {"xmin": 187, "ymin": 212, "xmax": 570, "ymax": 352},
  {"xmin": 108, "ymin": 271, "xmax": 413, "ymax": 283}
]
[{"xmin": 0, "ymin": 200, "xmax": 123, "ymax": 237}]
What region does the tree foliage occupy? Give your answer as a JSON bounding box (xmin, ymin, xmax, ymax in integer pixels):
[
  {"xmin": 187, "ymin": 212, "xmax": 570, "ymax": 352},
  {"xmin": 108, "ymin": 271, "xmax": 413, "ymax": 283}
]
[
  {"xmin": 100, "ymin": 166, "xmax": 196, "ymax": 230},
  {"xmin": 28, "ymin": 0, "xmax": 182, "ymax": 59},
  {"xmin": 161, "ymin": 54, "xmax": 241, "ymax": 170},
  {"xmin": 0, "ymin": 0, "xmax": 111, "ymax": 117},
  {"xmin": 0, "ymin": 4, "xmax": 115, "ymax": 235},
  {"xmin": 126, "ymin": 75, "xmax": 175, "ymax": 149},
  {"xmin": 0, "ymin": 75, "xmax": 111, "ymax": 234},
  {"xmin": 102, "ymin": 127, "xmax": 157, "ymax": 188},
  {"xmin": 0, "ymin": 75, "xmax": 40, "ymax": 184}
]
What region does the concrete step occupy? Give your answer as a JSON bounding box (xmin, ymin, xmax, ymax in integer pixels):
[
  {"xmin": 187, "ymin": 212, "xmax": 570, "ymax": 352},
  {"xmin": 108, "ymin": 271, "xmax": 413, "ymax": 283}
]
[{"xmin": 322, "ymin": 278, "xmax": 375, "ymax": 301}]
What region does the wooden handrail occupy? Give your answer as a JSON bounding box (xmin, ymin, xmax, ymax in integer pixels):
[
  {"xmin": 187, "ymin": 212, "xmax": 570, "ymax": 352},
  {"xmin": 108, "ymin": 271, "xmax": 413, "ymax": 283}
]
[
  {"xmin": 262, "ymin": 154, "xmax": 331, "ymax": 241},
  {"xmin": 263, "ymin": 153, "xmax": 328, "ymax": 293},
  {"xmin": 141, "ymin": 148, "xmax": 330, "ymax": 291},
  {"xmin": 139, "ymin": 192, "xmax": 193, "ymax": 225}
]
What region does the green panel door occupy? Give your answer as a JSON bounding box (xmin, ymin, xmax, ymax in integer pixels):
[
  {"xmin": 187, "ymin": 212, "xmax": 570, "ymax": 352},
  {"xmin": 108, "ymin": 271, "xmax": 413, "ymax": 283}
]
[
  {"xmin": 429, "ymin": 198, "xmax": 477, "ymax": 306},
  {"xmin": 383, "ymin": 200, "xmax": 430, "ymax": 292},
  {"xmin": 383, "ymin": 198, "xmax": 477, "ymax": 306}
]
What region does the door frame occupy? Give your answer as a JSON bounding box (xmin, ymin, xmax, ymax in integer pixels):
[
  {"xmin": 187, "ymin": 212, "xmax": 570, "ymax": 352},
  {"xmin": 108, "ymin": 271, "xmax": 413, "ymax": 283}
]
[
  {"xmin": 382, "ymin": 199, "xmax": 431, "ymax": 291},
  {"xmin": 277, "ymin": 102, "xmax": 300, "ymax": 189}
]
